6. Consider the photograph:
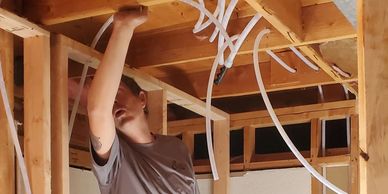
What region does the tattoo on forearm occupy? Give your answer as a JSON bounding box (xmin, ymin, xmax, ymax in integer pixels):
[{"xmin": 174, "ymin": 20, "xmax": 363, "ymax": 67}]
[{"xmin": 90, "ymin": 134, "xmax": 102, "ymax": 151}]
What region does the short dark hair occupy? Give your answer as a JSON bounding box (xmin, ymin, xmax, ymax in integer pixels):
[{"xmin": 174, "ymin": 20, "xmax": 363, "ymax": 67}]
[
  {"xmin": 121, "ymin": 76, "xmax": 148, "ymax": 114},
  {"xmin": 121, "ymin": 76, "xmax": 143, "ymax": 96}
]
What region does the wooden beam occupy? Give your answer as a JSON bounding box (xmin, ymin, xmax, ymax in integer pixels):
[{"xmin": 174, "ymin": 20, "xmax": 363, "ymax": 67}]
[
  {"xmin": 311, "ymin": 119, "xmax": 322, "ymax": 160},
  {"xmin": 250, "ymin": 158, "xmax": 302, "ymax": 170},
  {"xmin": 182, "ymin": 131, "xmax": 194, "ymax": 159},
  {"xmin": 147, "ymin": 90, "xmax": 167, "ymax": 135},
  {"xmin": 0, "ymin": 29, "xmax": 15, "ymax": 194},
  {"xmin": 23, "ymin": 0, "xmax": 331, "ymax": 26},
  {"xmin": 137, "ymin": 0, "xmax": 174, "ymax": 6},
  {"xmin": 245, "ymin": 0, "xmax": 358, "ymax": 95},
  {"xmin": 0, "ymin": 0, "xmax": 23, "ymax": 14},
  {"xmin": 301, "ymin": 0, "xmax": 332, "ymax": 6},
  {"xmin": 311, "ymin": 119, "xmax": 323, "ymax": 194},
  {"xmin": 157, "ymin": 51, "xmax": 356, "ymax": 99},
  {"xmin": 298, "ymin": 45, "xmax": 357, "ymax": 94},
  {"xmin": 50, "ymin": 35, "xmax": 70, "ymax": 194},
  {"xmin": 66, "ymin": 141, "xmax": 350, "ymax": 174},
  {"xmin": 131, "ymin": 3, "xmax": 355, "ymax": 69},
  {"xmin": 243, "ymin": 126, "xmax": 255, "ymax": 170},
  {"xmin": 315, "ymin": 155, "xmax": 350, "ymax": 167},
  {"xmin": 69, "ymin": 148, "xmax": 91, "ymax": 169},
  {"xmin": 213, "ymin": 118, "xmax": 230, "ymax": 194},
  {"xmin": 168, "ymin": 100, "xmax": 356, "ymax": 135},
  {"xmin": 357, "ymin": 0, "xmax": 388, "ymax": 193},
  {"xmin": 24, "ymin": 35, "xmax": 51, "ymax": 194},
  {"xmin": 24, "ymin": 0, "xmax": 138, "ymax": 25},
  {"xmin": 245, "ymin": 0, "xmax": 304, "ymax": 41},
  {"xmin": 0, "ymin": 8, "xmax": 49, "ymax": 38},
  {"xmin": 350, "ymin": 115, "xmax": 359, "ymax": 194},
  {"xmin": 60, "ymin": 34, "xmax": 228, "ymax": 120}
]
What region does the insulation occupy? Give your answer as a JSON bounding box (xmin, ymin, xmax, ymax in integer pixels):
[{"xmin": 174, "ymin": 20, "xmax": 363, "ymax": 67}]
[{"xmin": 333, "ymin": 0, "xmax": 357, "ymax": 27}]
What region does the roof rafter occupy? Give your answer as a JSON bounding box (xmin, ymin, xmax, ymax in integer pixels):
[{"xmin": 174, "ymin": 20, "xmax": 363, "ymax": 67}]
[
  {"xmin": 23, "ymin": 0, "xmax": 331, "ymax": 25},
  {"xmin": 245, "ymin": 0, "xmax": 358, "ymax": 95},
  {"xmin": 155, "ymin": 51, "xmax": 356, "ymax": 99},
  {"xmin": 130, "ymin": 3, "xmax": 355, "ymax": 70}
]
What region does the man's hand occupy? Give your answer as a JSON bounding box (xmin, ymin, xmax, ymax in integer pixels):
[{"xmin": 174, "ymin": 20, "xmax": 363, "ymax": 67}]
[{"xmin": 114, "ymin": 6, "xmax": 148, "ymax": 30}]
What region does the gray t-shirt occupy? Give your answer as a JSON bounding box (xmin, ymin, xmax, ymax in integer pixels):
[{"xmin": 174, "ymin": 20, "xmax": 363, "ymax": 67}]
[{"xmin": 91, "ymin": 133, "xmax": 200, "ymax": 194}]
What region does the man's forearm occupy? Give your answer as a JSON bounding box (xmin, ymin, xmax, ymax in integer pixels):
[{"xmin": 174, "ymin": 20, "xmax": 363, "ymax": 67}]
[{"xmin": 88, "ymin": 25, "xmax": 134, "ymax": 113}]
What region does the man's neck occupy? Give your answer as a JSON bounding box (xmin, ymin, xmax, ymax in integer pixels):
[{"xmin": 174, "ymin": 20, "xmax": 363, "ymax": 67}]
[{"xmin": 120, "ymin": 116, "xmax": 153, "ymax": 144}]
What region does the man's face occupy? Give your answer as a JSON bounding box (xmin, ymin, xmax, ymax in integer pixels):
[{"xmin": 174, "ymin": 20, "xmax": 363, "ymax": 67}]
[{"xmin": 112, "ymin": 82, "xmax": 146, "ymax": 130}]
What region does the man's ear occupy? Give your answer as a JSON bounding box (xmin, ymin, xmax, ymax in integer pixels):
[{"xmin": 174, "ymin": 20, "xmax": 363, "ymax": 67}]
[{"xmin": 138, "ymin": 91, "xmax": 147, "ymax": 108}]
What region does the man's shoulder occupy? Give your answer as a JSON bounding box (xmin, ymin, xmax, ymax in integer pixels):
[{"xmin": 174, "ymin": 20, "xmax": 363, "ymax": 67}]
[
  {"xmin": 157, "ymin": 134, "xmax": 183, "ymax": 144},
  {"xmin": 156, "ymin": 134, "xmax": 187, "ymax": 150}
]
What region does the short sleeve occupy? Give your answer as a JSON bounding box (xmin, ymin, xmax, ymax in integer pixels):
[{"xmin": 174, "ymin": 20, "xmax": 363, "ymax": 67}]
[{"xmin": 90, "ymin": 134, "xmax": 121, "ymax": 186}]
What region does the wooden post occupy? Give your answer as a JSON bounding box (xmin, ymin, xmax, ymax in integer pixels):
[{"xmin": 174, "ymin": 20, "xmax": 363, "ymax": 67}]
[
  {"xmin": 24, "ymin": 35, "xmax": 51, "ymax": 194},
  {"xmin": 357, "ymin": 0, "xmax": 388, "ymax": 193},
  {"xmin": 51, "ymin": 35, "xmax": 70, "ymax": 194},
  {"xmin": 243, "ymin": 126, "xmax": 255, "ymax": 170},
  {"xmin": 0, "ymin": 29, "xmax": 15, "ymax": 194},
  {"xmin": 213, "ymin": 118, "xmax": 230, "ymax": 194},
  {"xmin": 311, "ymin": 119, "xmax": 322, "ymax": 194},
  {"xmin": 182, "ymin": 131, "xmax": 194, "ymax": 159},
  {"xmin": 350, "ymin": 115, "xmax": 359, "ymax": 194},
  {"xmin": 147, "ymin": 90, "xmax": 167, "ymax": 135}
]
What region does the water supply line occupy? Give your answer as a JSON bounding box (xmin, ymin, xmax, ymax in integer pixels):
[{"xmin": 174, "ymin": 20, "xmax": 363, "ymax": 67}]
[
  {"xmin": 289, "ymin": 46, "xmax": 320, "ymax": 71},
  {"xmin": 253, "ymin": 29, "xmax": 346, "ymax": 194},
  {"xmin": 266, "ymin": 50, "xmax": 297, "ymax": 73}
]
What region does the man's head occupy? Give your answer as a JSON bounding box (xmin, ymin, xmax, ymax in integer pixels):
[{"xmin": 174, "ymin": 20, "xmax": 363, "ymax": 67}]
[{"xmin": 112, "ymin": 76, "xmax": 147, "ymax": 131}]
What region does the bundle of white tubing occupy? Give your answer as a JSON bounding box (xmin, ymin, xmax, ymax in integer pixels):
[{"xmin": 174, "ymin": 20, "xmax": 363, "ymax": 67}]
[
  {"xmin": 181, "ymin": 0, "xmax": 266, "ymax": 180},
  {"xmin": 192, "ymin": 0, "xmax": 254, "ymax": 68},
  {"xmin": 0, "ymin": 60, "xmax": 32, "ymax": 194},
  {"xmin": 252, "ymin": 29, "xmax": 347, "ymax": 194},
  {"xmin": 181, "ymin": 0, "xmax": 238, "ymax": 180}
]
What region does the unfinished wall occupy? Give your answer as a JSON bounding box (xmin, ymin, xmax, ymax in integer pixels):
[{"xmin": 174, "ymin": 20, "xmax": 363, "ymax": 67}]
[
  {"xmin": 69, "ymin": 168, "xmax": 99, "ymax": 194},
  {"xmin": 69, "ymin": 167, "xmax": 311, "ymax": 194},
  {"xmin": 68, "ymin": 167, "xmax": 349, "ymax": 194},
  {"xmin": 326, "ymin": 166, "xmax": 349, "ymax": 194},
  {"xmin": 198, "ymin": 168, "xmax": 311, "ymax": 194}
]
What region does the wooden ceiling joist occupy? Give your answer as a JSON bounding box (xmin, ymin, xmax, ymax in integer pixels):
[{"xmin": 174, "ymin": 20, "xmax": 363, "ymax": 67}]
[
  {"xmin": 0, "ymin": 8, "xmax": 49, "ymax": 38},
  {"xmin": 24, "ymin": 0, "xmax": 217, "ymax": 26},
  {"xmin": 58, "ymin": 34, "xmax": 229, "ymax": 120},
  {"xmin": 157, "ymin": 51, "xmax": 356, "ymax": 99},
  {"xmin": 245, "ymin": 0, "xmax": 358, "ymax": 95},
  {"xmin": 24, "ymin": 0, "xmax": 138, "ymax": 25},
  {"xmin": 131, "ymin": 3, "xmax": 355, "ymax": 69},
  {"xmin": 167, "ymin": 99, "xmax": 356, "ymax": 135}
]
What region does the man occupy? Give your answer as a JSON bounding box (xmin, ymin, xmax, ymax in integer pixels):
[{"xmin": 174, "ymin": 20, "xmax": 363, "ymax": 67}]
[{"xmin": 87, "ymin": 7, "xmax": 199, "ymax": 194}]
